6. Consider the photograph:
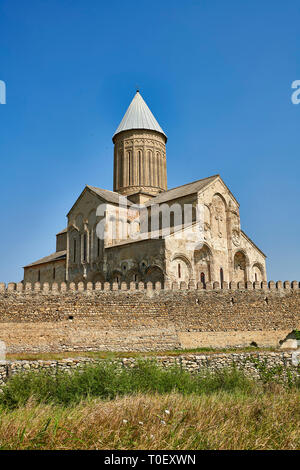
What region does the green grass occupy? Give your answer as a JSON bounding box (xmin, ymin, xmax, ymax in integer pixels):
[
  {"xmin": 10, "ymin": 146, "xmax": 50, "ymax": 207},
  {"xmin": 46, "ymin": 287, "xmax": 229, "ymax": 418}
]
[
  {"xmin": 0, "ymin": 361, "xmax": 299, "ymax": 449},
  {"xmin": 0, "ymin": 391, "xmax": 299, "ymax": 450},
  {"xmin": 0, "ymin": 359, "xmax": 297, "ymax": 410}
]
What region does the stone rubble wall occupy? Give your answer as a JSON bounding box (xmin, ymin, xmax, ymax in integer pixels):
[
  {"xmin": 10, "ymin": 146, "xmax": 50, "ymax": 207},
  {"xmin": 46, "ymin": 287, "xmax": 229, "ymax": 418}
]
[
  {"xmin": 0, "ymin": 281, "xmax": 299, "ymax": 353},
  {"xmin": 0, "ymin": 352, "xmax": 299, "ymax": 388}
]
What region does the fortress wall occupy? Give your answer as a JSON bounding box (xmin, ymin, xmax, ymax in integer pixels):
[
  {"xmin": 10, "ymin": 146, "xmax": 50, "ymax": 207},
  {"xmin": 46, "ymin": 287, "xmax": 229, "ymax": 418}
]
[{"xmin": 0, "ymin": 281, "xmax": 299, "ymax": 353}]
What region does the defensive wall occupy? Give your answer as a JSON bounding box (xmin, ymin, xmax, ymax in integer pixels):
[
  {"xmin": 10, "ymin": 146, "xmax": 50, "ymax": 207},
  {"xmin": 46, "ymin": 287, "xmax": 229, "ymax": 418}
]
[{"xmin": 0, "ymin": 280, "xmax": 299, "ymax": 353}]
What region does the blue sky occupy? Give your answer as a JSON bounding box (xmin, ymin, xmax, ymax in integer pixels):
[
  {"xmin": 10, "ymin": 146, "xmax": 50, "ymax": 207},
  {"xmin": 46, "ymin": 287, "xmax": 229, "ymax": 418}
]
[{"xmin": 0, "ymin": 0, "xmax": 299, "ymax": 283}]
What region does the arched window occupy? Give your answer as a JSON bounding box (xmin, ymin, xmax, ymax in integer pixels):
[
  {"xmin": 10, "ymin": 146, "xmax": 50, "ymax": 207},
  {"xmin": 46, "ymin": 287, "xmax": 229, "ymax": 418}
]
[
  {"xmin": 220, "ymin": 268, "xmax": 224, "ymax": 285},
  {"xmin": 152, "ymin": 152, "xmax": 156, "ymax": 186},
  {"xmin": 178, "ymin": 263, "xmax": 181, "ymax": 279},
  {"xmin": 127, "ymin": 151, "xmax": 131, "ymax": 185},
  {"xmin": 170, "ymin": 212, "xmax": 174, "ymax": 227},
  {"xmin": 252, "ymin": 263, "xmax": 263, "ymax": 282},
  {"xmin": 83, "ymin": 233, "xmax": 87, "ymax": 261},
  {"xmin": 234, "ymin": 251, "xmax": 247, "ymax": 282},
  {"xmin": 195, "ymin": 246, "xmax": 211, "ymax": 281},
  {"xmin": 147, "ymin": 150, "xmax": 152, "ymax": 186},
  {"xmin": 97, "ymin": 238, "xmax": 101, "ymax": 258},
  {"xmin": 53, "ymin": 267, "xmax": 56, "ymax": 280},
  {"xmin": 156, "ymin": 152, "xmax": 160, "ymax": 187},
  {"xmin": 192, "ymin": 205, "xmax": 197, "ymax": 222},
  {"xmin": 73, "ymin": 239, "xmax": 77, "ymax": 263},
  {"xmin": 159, "ymin": 212, "xmax": 163, "ymax": 230},
  {"xmin": 138, "ymin": 150, "xmax": 142, "ymax": 185},
  {"xmin": 201, "ymin": 272, "xmax": 205, "ymax": 285},
  {"xmin": 145, "ymin": 266, "xmax": 164, "ymax": 286}
]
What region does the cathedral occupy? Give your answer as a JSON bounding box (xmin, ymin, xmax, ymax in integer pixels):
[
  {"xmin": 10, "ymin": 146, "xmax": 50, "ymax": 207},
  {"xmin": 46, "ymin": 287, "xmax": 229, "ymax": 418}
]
[{"xmin": 24, "ymin": 91, "xmax": 267, "ymax": 286}]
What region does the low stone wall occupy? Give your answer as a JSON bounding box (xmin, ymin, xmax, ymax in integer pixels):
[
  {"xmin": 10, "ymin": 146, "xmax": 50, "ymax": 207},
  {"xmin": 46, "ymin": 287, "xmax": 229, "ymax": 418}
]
[{"xmin": 0, "ymin": 351, "xmax": 299, "ymax": 387}]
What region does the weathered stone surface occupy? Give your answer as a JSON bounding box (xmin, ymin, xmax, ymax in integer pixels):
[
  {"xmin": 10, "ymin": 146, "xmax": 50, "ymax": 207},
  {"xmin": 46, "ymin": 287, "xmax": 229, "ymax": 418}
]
[
  {"xmin": 0, "ymin": 351, "xmax": 298, "ymax": 388},
  {"xmin": 280, "ymin": 339, "xmax": 298, "ymax": 350},
  {"xmin": 0, "ymin": 288, "xmax": 299, "ymax": 353}
]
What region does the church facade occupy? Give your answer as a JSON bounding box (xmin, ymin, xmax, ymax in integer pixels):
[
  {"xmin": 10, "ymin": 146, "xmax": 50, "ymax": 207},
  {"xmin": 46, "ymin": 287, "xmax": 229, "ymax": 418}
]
[{"xmin": 24, "ymin": 92, "xmax": 267, "ymax": 286}]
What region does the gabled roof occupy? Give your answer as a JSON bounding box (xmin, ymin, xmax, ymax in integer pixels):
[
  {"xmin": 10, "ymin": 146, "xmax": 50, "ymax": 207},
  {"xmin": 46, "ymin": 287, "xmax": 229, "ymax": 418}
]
[
  {"xmin": 56, "ymin": 228, "xmax": 67, "ymax": 235},
  {"xmin": 24, "ymin": 250, "xmax": 66, "ymax": 268},
  {"xmin": 67, "ymin": 185, "xmax": 132, "ymax": 216},
  {"xmin": 113, "ymin": 91, "xmax": 167, "ymax": 140},
  {"xmin": 87, "ymin": 185, "xmax": 131, "ymax": 205},
  {"xmin": 145, "ymin": 175, "xmax": 219, "ymax": 206}
]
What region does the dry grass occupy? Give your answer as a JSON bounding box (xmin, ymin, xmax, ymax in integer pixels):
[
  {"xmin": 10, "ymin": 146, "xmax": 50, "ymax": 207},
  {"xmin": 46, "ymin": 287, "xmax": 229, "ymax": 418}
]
[
  {"xmin": 6, "ymin": 346, "xmax": 276, "ymax": 362},
  {"xmin": 0, "ymin": 391, "xmax": 299, "ymax": 450}
]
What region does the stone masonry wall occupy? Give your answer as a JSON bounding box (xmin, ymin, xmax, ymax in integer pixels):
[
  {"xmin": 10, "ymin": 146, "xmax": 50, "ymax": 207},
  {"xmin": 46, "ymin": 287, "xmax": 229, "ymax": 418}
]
[
  {"xmin": 0, "ymin": 280, "xmax": 299, "ymax": 353},
  {"xmin": 0, "ymin": 351, "xmax": 299, "ymax": 388}
]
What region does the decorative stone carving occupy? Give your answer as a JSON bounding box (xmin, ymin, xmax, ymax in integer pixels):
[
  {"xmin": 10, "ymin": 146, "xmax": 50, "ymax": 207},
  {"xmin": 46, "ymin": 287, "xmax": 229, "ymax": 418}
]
[
  {"xmin": 232, "ymin": 229, "xmax": 241, "ymax": 246},
  {"xmin": 215, "ymin": 209, "xmax": 223, "ymax": 238}
]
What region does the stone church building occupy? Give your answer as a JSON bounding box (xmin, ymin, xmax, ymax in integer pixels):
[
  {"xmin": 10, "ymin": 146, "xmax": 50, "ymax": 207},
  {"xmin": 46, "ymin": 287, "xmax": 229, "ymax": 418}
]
[{"xmin": 24, "ymin": 91, "xmax": 267, "ymax": 286}]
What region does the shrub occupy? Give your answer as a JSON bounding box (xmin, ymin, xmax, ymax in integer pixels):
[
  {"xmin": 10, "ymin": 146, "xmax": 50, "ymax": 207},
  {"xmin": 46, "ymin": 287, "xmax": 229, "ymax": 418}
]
[
  {"xmin": 292, "ymin": 330, "xmax": 300, "ymax": 341},
  {"xmin": 0, "ymin": 360, "xmax": 258, "ymax": 409}
]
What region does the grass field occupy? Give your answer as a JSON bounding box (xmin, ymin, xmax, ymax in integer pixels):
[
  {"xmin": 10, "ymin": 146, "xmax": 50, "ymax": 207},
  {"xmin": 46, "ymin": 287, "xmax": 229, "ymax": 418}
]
[{"xmin": 0, "ymin": 361, "xmax": 298, "ymax": 450}]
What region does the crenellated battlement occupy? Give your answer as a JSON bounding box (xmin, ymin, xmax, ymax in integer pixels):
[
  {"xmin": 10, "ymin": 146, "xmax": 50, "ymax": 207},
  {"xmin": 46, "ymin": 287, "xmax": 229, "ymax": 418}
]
[{"xmin": 0, "ymin": 280, "xmax": 299, "ymax": 294}]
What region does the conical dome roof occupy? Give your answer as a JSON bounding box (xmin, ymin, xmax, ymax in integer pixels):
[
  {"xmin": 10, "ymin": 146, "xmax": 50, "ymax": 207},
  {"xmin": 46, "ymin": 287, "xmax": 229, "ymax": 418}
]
[{"xmin": 113, "ymin": 91, "xmax": 167, "ymax": 140}]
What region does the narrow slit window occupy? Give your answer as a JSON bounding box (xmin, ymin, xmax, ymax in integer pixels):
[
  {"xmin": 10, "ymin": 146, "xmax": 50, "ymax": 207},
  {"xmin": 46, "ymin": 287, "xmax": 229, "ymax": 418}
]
[
  {"xmin": 178, "ymin": 263, "xmax": 181, "ymax": 279},
  {"xmin": 138, "ymin": 151, "xmax": 142, "ymax": 185},
  {"xmin": 170, "ymin": 212, "xmax": 174, "ymax": 227},
  {"xmin": 83, "ymin": 233, "xmax": 87, "ymax": 261},
  {"xmin": 128, "ymin": 151, "xmax": 131, "ymax": 185},
  {"xmin": 73, "ymin": 239, "xmax": 77, "ymax": 262}
]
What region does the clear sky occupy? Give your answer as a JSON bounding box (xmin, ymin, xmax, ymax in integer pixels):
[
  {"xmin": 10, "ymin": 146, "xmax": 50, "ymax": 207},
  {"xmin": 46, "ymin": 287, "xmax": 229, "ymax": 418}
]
[{"xmin": 0, "ymin": 0, "xmax": 299, "ymax": 283}]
